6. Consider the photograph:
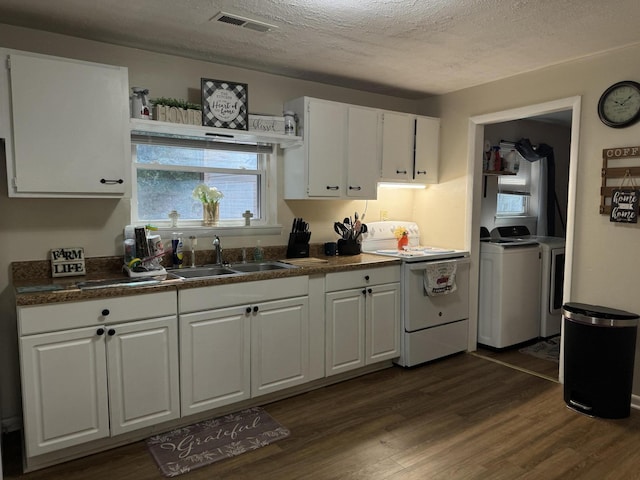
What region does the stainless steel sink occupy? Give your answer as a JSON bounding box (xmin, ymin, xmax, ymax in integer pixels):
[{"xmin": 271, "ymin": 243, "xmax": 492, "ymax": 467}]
[
  {"xmin": 168, "ymin": 266, "xmax": 239, "ymax": 280},
  {"xmin": 229, "ymin": 261, "xmax": 297, "ymax": 273},
  {"xmin": 77, "ymin": 277, "xmax": 163, "ymax": 290}
]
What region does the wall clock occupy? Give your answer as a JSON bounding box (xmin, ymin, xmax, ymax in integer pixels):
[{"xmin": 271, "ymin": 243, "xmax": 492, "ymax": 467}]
[{"xmin": 597, "ymin": 80, "xmax": 640, "ymax": 128}]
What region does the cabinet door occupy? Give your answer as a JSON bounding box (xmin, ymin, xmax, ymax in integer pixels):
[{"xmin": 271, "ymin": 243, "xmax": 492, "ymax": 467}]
[
  {"xmin": 366, "ymin": 283, "xmax": 401, "ymax": 364},
  {"xmin": 381, "ymin": 112, "xmax": 414, "ymax": 181},
  {"xmin": 7, "ymin": 52, "xmax": 129, "ymax": 197},
  {"xmin": 325, "ymin": 288, "xmax": 366, "ymax": 376},
  {"xmin": 346, "ymin": 106, "xmax": 379, "ymax": 198},
  {"xmin": 180, "ymin": 306, "xmax": 251, "ymax": 415},
  {"xmin": 251, "ymin": 296, "xmax": 309, "ymax": 397},
  {"xmin": 107, "ymin": 316, "xmax": 180, "ymax": 436},
  {"xmin": 414, "ymin": 116, "xmax": 440, "ymax": 184},
  {"xmin": 20, "ymin": 326, "xmax": 109, "ymax": 457},
  {"xmin": 307, "ymin": 99, "xmax": 346, "ymax": 197}
]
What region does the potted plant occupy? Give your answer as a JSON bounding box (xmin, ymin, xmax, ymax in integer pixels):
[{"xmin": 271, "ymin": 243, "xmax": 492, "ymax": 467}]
[
  {"xmin": 192, "ymin": 184, "xmax": 224, "ymax": 226},
  {"xmin": 152, "ymin": 97, "xmax": 202, "ymax": 125}
]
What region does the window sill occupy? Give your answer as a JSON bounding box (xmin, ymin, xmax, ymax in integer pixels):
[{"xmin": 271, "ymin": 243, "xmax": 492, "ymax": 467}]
[{"xmin": 145, "ymin": 224, "xmax": 283, "ymax": 237}]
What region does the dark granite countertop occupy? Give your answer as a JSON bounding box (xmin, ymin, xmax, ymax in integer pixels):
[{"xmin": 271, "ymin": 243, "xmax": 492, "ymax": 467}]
[{"xmin": 13, "ymin": 247, "xmax": 400, "ymax": 306}]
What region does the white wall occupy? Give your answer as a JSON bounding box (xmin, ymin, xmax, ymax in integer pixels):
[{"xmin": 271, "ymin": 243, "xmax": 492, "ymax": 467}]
[
  {"xmin": 0, "ymin": 23, "xmax": 423, "ymax": 426},
  {"xmin": 417, "ymin": 43, "xmax": 640, "ymax": 396}
]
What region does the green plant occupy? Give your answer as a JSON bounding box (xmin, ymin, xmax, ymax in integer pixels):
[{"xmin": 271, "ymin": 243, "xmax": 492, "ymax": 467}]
[{"xmin": 151, "ymin": 97, "xmax": 202, "ymax": 111}]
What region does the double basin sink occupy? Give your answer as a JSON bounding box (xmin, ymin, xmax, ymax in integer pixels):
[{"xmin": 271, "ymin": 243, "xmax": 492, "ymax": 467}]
[
  {"xmin": 167, "ymin": 260, "xmax": 298, "ymax": 280},
  {"xmin": 75, "ymin": 261, "xmax": 298, "ymax": 291}
]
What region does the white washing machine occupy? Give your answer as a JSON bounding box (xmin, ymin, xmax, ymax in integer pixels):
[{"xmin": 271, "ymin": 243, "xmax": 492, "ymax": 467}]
[
  {"xmin": 478, "ymin": 238, "xmax": 542, "ymax": 348},
  {"xmin": 491, "ymin": 226, "xmax": 565, "ymax": 338}
]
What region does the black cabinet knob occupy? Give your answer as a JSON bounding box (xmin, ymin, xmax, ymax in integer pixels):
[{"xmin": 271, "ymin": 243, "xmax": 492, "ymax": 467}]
[
  {"xmin": 107, "ymin": 329, "xmax": 116, "ymax": 336},
  {"xmin": 101, "ymin": 309, "xmax": 110, "ymax": 316},
  {"xmin": 362, "ymin": 289, "xmax": 367, "ymax": 295},
  {"xmin": 96, "ymin": 328, "xmax": 105, "ymax": 336},
  {"xmin": 253, "ymin": 306, "xmax": 259, "ymax": 313},
  {"xmin": 364, "ymin": 275, "xmax": 370, "ymax": 281},
  {"xmin": 246, "ymin": 307, "xmax": 252, "ymax": 314},
  {"xmin": 368, "ymin": 288, "xmax": 373, "ymax": 294}
]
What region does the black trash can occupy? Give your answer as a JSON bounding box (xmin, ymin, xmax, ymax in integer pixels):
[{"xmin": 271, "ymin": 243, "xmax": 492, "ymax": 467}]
[{"xmin": 563, "ymin": 302, "xmax": 639, "ymax": 419}]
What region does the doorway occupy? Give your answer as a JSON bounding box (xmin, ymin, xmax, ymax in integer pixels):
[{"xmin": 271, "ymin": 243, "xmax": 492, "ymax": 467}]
[{"xmin": 465, "ymin": 96, "xmax": 581, "ymax": 384}]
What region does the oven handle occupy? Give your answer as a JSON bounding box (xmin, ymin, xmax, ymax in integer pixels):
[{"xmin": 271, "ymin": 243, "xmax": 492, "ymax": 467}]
[{"xmin": 407, "ymin": 257, "xmax": 470, "ymax": 271}]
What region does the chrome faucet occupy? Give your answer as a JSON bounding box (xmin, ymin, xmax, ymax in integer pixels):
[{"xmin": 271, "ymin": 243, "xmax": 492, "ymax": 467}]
[{"xmin": 213, "ymin": 235, "xmax": 223, "ymax": 266}]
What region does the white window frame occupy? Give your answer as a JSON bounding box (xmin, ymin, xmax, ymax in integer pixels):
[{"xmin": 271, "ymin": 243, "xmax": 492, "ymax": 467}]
[{"xmin": 129, "ymin": 138, "xmax": 281, "ymax": 237}]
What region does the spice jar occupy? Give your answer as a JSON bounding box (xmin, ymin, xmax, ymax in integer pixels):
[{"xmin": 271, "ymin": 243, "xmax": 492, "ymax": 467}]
[{"xmin": 283, "ymin": 111, "xmax": 296, "ymax": 136}]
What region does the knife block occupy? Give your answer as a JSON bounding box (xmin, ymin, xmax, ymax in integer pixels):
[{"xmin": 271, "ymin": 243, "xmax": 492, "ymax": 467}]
[{"xmin": 286, "ymin": 232, "xmax": 310, "ymax": 258}]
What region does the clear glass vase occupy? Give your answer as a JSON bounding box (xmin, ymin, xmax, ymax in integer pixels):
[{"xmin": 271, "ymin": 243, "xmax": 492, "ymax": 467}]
[{"xmin": 203, "ymin": 202, "xmax": 219, "ymax": 226}]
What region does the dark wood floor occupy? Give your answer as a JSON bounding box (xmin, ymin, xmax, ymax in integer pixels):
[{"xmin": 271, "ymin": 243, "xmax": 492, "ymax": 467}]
[
  {"xmin": 4, "ymin": 353, "xmax": 640, "ymax": 480},
  {"xmin": 473, "ymin": 343, "xmax": 559, "ymax": 381}
]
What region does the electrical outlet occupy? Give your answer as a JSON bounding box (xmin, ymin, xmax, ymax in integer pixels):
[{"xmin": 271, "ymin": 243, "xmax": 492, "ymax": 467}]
[{"xmin": 380, "ymin": 209, "xmax": 389, "ymax": 221}]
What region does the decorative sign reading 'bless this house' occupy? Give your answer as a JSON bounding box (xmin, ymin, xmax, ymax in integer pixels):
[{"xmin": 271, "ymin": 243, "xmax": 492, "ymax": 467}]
[{"xmin": 50, "ymin": 247, "xmax": 86, "ymax": 277}]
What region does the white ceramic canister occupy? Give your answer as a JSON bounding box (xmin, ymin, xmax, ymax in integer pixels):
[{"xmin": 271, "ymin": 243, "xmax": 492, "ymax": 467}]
[{"xmin": 283, "ymin": 111, "xmax": 296, "ymax": 135}]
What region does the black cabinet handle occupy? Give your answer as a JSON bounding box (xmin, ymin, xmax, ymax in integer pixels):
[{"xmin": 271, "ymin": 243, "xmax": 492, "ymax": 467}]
[
  {"xmin": 348, "ymin": 186, "xmax": 362, "ymax": 190},
  {"xmin": 253, "ymin": 306, "xmax": 259, "ymax": 313},
  {"xmin": 101, "ymin": 309, "xmax": 110, "ymax": 316},
  {"xmin": 107, "ymin": 329, "xmax": 116, "ymax": 336},
  {"xmin": 368, "ymin": 288, "xmax": 373, "ymax": 294},
  {"xmin": 326, "ymin": 186, "xmax": 339, "ymax": 190},
  {"xmin": 100, "ymin": 178, "xmax": 124, "ymax": 185},
  {"xmin": 364, "ymin": 275, "xmax": 370, "ymax": 281},
  {"xmin": 246, "ymin": 307, "xmax": 252, "ymax": 314},
  {"xmin": 416, "ymin": 170, "xmax": 427, "ymax": 175},
  {"xmin": 96, "ymin": 328, "xmax": 105, "ymax": 336},
  {"xmin": 362, "ymin": 289, "xmax": 367, "ymax": 295},
  {"xmin": 396, "ymin": 169, "xmax": 407, "ymax": 174}
]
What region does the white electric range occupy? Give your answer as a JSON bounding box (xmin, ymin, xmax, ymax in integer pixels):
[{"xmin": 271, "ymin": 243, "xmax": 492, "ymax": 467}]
[{"xmin": 362, "ymin": 221, "xmax": 470, "ymax": 367}]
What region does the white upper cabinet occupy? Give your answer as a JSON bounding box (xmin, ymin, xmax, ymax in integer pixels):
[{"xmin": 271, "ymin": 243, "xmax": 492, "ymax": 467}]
[
  {"xmin": 283, "ymin": 97, "xmax": 380, "ymax": 199},
  {"xmin": 0, "ymin": 50, "xmax": 130, "ymax": 197},
  {"xmin": 380, "ymin": 112, "xmax": 440, "ymax": 184}
]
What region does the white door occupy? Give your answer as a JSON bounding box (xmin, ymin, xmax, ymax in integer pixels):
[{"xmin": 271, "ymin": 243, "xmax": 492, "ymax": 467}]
[
  {"xmin": 307, "ymin": 99, "xmax": 346, "ymax": 197},
  {"xmin": 346, "ymin": 106, "xmax": 380, "ymax": 198},
  {"xmin": 251, "ymin": 297, "xmax": 309, "ymax": 396},
  {"xmin": 325, "ymin": 289, "xmax": 366, "ymax": 375},
  {"xmin": 180, "ymin": 306, "xmax": 251, "ymax": 415},
  {"xmin": 366, "ymin": 283, "xmax": 401, "ymax": 364},
  {"xmin": 20, "ymin": 326, "xmax": 109, "ymax": 457},
  {"xmin": 414, "ymin": 116, "xmax": 440, "ymax": 184},
  {"xmin": 107, "ymin": 316, "xmax": 180, "ymax": 436},
  {"xmin": 381, "ymin": 112, "xmax": 414, "ymax": 181},
  {"xmin": 8, "ymin": 52, "xmax": 128, "ymax": 196}
]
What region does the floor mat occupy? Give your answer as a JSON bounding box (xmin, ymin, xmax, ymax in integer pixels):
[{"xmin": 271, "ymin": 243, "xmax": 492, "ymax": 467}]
[
  {"xmin": 147, "ymin": 406, "xmax": 290, "ymax": 477},
  {"xmin": 519, "ymin": 337, "xmax": 560, "ymax": 363}
]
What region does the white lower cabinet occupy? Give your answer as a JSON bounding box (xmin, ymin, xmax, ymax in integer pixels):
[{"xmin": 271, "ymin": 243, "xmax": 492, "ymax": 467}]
[
  {"xmin": 18, "ymin": 292, "xmax": 179, "ymax": 458},
  {"xmin": 178, "ymin": 277, "xmax": 311, "ymax": 405},
  {"xmin": 180, "ymin": 306, "xmax": 251, "ymax": 416},
  {"xmin": 325, "ymin": 266, "xmax": 401, "ymax": 376}
]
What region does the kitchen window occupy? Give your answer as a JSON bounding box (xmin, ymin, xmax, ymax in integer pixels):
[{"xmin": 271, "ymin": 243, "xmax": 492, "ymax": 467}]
[{"xmin": 131, "ymin": 135, "xmax": 276, "ymax": 230}]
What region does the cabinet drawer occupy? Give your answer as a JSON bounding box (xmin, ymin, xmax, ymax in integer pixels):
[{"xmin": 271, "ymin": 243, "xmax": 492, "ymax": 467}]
[
  {"xmin": 18, "ymin": 291, "xmax": 177, "ymax": 336},
  {"xmin": 325, "ymin": 266, "xmax": 401, "ymax": 292},
  {"xmin": 179, "ymin": 276, "xmax": 309, "ymax": 313}
]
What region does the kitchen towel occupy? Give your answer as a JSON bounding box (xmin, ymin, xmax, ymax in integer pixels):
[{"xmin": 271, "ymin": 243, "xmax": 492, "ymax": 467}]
[{"xmin": 424, "ymin": 262, "xmax": 457, "ymax": 296}]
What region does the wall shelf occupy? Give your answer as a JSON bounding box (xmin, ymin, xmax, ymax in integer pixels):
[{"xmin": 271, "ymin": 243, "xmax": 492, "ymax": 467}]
[{"xmin": 130, "ymin": 118, "xmax": 303, "ymax": 149}]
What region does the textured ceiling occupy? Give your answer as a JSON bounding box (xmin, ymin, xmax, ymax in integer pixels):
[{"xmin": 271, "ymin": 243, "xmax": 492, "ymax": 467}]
[{"xmin": 1, "ymin": 0, "xmax": 640, "ymax": 99}]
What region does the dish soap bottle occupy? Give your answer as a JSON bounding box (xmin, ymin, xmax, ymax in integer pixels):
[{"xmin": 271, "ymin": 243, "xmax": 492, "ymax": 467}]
[{"xmin": 254, "ymin": 240, "xmax": 264, "ymax": 262}]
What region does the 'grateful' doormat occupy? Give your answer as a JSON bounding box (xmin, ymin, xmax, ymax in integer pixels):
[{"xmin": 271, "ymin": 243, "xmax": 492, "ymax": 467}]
[{"xmin": 147, "ymin": 406, "xmax": 290, "ymax": 477}]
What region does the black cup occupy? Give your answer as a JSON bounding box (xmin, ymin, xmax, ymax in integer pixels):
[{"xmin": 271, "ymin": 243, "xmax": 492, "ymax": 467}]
[{"xmin": 324, "ymin": 242, "xmax": 337, "ymax": 256}]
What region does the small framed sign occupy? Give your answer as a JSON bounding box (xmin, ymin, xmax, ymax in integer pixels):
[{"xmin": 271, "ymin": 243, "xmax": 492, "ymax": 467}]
[
  {"xmin": 609, "ymin": 188, "xmax": 639, "ymax": 223},
  {"xmin": 50, "ymin": 247, "xmax": 86, "ymax": 277},
  {"xmin": 201, "ymin": 78, "xmax": 248, "ymax": 130}
]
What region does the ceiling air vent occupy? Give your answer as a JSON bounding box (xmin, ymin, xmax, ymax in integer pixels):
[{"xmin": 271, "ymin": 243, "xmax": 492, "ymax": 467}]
[{"xmin": 210, "ymin": 11, "xmax": 278, "ymax": 33}]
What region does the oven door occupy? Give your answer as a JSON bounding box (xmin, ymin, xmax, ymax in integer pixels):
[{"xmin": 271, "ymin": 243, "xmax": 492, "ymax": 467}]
[{"xmin": 403, "ymin": 258, "xmax": 470, "ymax": 332}]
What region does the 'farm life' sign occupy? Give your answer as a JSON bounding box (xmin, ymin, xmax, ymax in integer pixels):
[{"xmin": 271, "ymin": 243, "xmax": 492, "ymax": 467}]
[{"xmin": 50, "ymin": 247, "xmax": 86, "ymax": 277}]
